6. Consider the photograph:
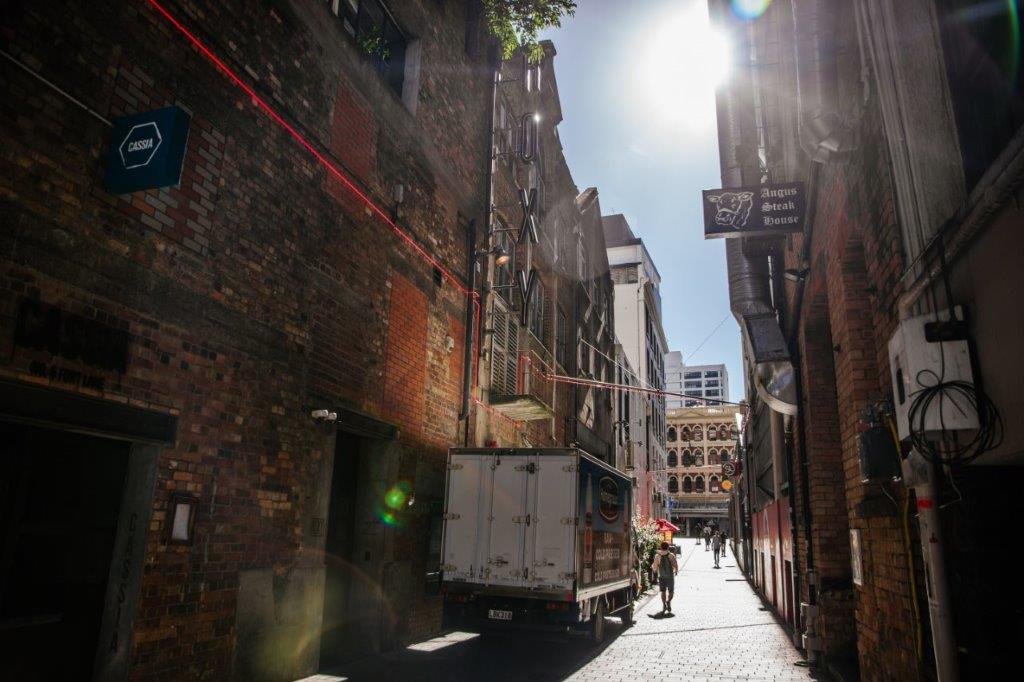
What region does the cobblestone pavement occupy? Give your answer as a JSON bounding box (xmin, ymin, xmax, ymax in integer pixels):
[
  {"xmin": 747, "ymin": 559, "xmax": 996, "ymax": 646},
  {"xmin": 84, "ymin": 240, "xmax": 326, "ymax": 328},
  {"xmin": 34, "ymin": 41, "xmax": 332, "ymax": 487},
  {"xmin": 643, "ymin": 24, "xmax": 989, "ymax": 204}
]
[
  {"xmin": 306, "ymin": 541, "xmax": 819, "ymax": 682},
  {"xmin": 565, "ymin": 541, "xmax": 816, "ymax": 681}
]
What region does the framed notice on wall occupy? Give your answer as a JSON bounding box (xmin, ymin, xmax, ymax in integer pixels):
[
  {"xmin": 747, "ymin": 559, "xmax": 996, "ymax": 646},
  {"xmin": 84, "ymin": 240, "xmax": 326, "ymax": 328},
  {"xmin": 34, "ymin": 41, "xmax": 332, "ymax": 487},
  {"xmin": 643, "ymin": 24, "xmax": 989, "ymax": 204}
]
[{"xmin": 850, "ymin": 528, "xmax": 863, "ymax": 586}]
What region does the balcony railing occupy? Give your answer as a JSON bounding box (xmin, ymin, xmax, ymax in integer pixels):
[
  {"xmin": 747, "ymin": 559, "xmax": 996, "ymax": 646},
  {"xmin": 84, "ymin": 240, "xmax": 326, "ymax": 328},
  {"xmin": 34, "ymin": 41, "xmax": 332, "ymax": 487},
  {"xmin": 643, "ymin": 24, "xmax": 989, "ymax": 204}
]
[{"xmin": 489, "ymin": 341, "xmax": 555, "ymax": 421}]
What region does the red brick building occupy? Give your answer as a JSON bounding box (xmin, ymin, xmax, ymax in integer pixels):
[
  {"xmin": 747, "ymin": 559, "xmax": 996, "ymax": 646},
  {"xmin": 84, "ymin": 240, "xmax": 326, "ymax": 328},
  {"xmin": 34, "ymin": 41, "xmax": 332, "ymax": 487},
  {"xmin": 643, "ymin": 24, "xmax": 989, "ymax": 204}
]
[
  {"xmin": 712, "ymin": 0, "xmax": 1024, "ymax": 679},
  {"xmin": 0, "ymin": 1, "xmax": 494, "ymax": 679}
]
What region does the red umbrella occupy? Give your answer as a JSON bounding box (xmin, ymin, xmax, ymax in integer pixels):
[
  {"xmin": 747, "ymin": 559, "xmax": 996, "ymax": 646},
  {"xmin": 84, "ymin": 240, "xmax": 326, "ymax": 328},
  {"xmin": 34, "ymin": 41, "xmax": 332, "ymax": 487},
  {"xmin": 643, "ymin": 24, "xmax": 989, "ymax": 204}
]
[{"xmin": 655, "ymin": 518, "xmax": 680, "ymax": 532}]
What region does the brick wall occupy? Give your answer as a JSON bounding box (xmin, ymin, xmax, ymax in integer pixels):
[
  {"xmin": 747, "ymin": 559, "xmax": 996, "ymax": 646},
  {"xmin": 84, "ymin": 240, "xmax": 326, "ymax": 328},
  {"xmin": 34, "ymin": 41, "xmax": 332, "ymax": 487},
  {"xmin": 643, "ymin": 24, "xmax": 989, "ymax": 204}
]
[
  {"xmin": 784, "ymin": 96, "xmax": 931, "ymax": 678},
  {"xmin": 0, "ymin": 0, "xmax": 489, "ymax": 678}
]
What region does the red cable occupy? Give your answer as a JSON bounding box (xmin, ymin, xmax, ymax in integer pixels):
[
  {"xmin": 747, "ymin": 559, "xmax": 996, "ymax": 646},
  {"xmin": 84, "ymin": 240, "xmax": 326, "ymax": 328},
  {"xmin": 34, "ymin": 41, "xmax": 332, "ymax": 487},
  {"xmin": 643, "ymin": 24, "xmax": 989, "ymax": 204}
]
[{"xmin": 145, "ymin": 0, "xmax": 471, "ymax": 298}]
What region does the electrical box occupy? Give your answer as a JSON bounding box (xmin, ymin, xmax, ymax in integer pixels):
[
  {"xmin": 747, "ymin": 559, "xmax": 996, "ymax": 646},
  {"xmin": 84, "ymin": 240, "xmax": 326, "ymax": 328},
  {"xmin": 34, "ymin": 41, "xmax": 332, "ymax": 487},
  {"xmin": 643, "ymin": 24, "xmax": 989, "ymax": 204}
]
[
  {"xmin": 888, "ymin": 308, "xmax": 977, "ymax": 440},
  {"xmin": 858, "ymin": 425, "xmax": 901, "ymax": 482}
]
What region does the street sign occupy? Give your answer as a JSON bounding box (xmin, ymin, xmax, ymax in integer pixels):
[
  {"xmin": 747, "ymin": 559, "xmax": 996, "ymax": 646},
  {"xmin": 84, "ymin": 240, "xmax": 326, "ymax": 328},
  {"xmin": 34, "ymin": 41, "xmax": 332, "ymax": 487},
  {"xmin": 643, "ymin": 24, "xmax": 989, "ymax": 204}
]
[
  {"xmin": 702, "ymin": 182, "xmax": 806, "ymax": 239},
  {"xmin": 105, "ymin": 106, "xmax": 190, "ymax": 194},
  {"xmin": 722, "ymin": 461, "xmax": 736, "ymax": 477}
]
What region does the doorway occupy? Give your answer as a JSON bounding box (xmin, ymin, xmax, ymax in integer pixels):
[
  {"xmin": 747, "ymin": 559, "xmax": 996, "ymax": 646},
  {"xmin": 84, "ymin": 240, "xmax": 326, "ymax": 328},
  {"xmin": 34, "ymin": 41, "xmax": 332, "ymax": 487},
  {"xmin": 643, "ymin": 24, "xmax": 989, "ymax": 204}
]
[
  {"xmin": 0, "ymin": 423, "xmax": 131, "ymax": 680},
  {"xmin": 319, "ymin": 432, "xmax": 366, "ymax": 668}
]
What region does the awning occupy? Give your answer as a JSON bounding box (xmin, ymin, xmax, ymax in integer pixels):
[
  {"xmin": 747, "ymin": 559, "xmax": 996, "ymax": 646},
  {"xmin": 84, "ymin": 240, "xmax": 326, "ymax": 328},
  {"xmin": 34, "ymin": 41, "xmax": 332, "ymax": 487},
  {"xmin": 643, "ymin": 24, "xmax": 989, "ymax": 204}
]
[{"xmin": 655, "ymin": 518, "xmax": 680, "ymax": 532}]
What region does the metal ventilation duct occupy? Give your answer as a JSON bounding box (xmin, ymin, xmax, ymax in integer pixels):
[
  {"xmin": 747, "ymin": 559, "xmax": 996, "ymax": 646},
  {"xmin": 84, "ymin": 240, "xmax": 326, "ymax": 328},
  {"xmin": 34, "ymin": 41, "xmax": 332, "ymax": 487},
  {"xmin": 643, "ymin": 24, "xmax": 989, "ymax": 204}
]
[{"xmin": 715, "ymin": 1, "xmax": 798, "ymax": 415}]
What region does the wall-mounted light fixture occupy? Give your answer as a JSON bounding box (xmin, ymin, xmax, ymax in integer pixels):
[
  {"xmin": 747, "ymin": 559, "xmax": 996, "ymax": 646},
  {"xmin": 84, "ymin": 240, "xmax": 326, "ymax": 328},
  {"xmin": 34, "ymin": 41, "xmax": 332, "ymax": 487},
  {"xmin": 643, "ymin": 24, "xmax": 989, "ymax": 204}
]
[
  {"xmin": 165, "ymin": 493, "xmax": 198, "ymax": 545},
  {"xmin": 475, "ymin": 244, "xmax": 510, "ymax": 266}
]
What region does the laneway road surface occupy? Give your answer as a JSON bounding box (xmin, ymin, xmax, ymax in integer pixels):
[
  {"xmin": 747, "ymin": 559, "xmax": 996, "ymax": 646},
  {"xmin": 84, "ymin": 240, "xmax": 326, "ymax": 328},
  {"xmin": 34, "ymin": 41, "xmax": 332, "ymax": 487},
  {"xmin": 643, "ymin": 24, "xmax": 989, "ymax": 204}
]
[{"xmin": 304, "ymin": 542, "xmax": 818, "ymax": 681}]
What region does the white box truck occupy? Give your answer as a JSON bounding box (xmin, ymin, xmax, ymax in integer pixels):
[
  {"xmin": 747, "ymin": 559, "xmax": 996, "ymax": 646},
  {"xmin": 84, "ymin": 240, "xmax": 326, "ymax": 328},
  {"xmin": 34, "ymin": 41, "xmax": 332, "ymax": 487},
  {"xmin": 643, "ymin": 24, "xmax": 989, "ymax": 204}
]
[{"xmin": 440, "ymin": 448, "xmax": 636, "ymax": 641}]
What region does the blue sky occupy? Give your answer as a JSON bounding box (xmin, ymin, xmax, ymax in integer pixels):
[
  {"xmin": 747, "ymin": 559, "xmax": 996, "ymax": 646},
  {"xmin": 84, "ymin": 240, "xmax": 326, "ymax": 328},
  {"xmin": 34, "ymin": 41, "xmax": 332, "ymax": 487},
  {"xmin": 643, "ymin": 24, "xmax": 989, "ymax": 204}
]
[{"xmin": 541, "ymin": 0, "xmax": 743, "ymax": 398}]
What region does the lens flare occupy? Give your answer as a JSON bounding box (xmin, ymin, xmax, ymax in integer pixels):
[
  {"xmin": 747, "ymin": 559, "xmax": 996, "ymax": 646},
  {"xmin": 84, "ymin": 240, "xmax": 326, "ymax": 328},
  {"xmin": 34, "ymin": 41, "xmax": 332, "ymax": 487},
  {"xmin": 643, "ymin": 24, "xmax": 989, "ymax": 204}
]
[
  {"xmin": 377, "ymin": 481, "xmax": 413, "ymax": 526},
  {"xmin": 731, "ymin": 0, "xmax": 772, "ymax": 20}
]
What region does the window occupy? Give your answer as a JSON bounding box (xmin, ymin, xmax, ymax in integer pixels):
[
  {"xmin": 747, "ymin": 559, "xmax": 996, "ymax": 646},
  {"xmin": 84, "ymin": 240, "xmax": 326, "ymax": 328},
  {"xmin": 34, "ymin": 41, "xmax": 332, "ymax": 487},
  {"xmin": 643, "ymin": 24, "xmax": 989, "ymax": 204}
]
[
  {"xmin": 527, "ymin": 281, "xmax": 546, "ymax": 343},
  {"xmin": 494, "ymin": 224, "xmax": 513, "ymax": 301},
  {"xmin": 684, "ymin": 371, "xmax": 701, "ymax": 379},
  {"xmin": 937, "ymin": 0, "xmax": 1024, "ymax": 190},
  {"xmin": 685, "ymin": 390, "xmax": 702, "ymax": 397},
  {"xmin": 667, "ymin": 426, "xmax": 677, "ymax": 442},
  {"xmin": 705, "ymin": 380, "xmax": 720, "ymax": 388},
  {"xmin": 721, "ymin": 450, "xmax": 731, "ymax": 463},
  {"xmin": 682, "ymin": 450, "xmax": 693, "ymax": 467},
  {"xmin": 704, "ymin": 370, "xmax": 719, "ymax": 378},
  {"xmin": 682, "ymin": 477, "xmax": 693, "ymax": 493},
  {"xmin": 707, "ymin": 425, "xmax": 718, "ymax": 441},
  {"xmin": 708, "ymin": 450, "xmax": 720, "ymax": 465},
  {"xmin": 490, "ymin": 299, "xmax": 519, "ymax": 396},
  {"xmin": 710, "ymin": 476, "xmax": 720, "ymax": 492},
  {"xmin": 694, "ymin": 453, "xmax": 705, "ymax": 467},
  {"xmin": 556, "ymin": 307, "xmax": 569, "ymax": 369},
  {"xmin": 705, "ymin": 389, "xmax": 721, "ymax": 397},
  {"xmin": 695, "ymin": 476, "xmax": 705, "ymax": 492},
  {"xmin": 330, "ymin": 0, "xmax": 408, "ymax": 96},
  {"xmin": 692, "ymin": 426, "xmax": 703, "ymax": 441},
  {"xmin": 684, "ymin": 380, "xmax": 703, "ymax": 388},
  {"xmin": 668, "ymin": 476, "xmax": 678, "ymax": 494},
  {"xmin": 667, "ymin": 451, "xmax": 678, "ymax": 468}
]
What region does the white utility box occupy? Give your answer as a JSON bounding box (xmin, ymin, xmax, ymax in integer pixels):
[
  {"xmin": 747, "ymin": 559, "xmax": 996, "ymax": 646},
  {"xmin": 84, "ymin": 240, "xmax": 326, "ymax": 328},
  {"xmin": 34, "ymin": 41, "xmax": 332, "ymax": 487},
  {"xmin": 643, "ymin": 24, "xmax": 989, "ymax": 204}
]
[{"xmin": 888, "ymin": 308, "xmax": 977, "ymax": 440}]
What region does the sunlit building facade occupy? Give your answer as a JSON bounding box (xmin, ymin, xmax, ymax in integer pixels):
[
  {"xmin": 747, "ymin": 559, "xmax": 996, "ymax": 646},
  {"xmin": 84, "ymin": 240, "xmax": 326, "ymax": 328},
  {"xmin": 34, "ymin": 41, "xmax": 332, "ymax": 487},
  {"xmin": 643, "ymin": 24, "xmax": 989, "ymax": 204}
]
[{"xmin": 665, "ymin": 405, "xmax": 741, "ymax": 534}]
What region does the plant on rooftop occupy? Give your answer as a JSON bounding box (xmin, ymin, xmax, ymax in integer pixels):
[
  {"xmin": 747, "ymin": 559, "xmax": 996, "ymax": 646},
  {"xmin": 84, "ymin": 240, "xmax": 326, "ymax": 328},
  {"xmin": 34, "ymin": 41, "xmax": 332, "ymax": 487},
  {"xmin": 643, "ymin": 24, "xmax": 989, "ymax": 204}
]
[{"xmin": 484, "ymin": 0, "xmax": 577, "ymax": 60}]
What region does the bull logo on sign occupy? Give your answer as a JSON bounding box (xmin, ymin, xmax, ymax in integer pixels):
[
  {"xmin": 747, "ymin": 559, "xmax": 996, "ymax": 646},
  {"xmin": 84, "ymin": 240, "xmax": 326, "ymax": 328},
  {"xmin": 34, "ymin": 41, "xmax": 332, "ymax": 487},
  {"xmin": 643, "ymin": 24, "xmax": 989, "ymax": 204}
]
[{"xmin": 707, "ymin": 191, "xmax": 754, "ymax": 228}]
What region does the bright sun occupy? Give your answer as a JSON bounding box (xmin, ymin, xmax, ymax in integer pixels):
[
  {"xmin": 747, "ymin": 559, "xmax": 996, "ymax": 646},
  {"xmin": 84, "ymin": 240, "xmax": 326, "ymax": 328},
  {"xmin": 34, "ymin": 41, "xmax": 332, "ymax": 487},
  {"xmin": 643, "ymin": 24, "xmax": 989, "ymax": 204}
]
[{"xmin": 638, "ymin": 1, "xmax": 731, "ymax": 133}]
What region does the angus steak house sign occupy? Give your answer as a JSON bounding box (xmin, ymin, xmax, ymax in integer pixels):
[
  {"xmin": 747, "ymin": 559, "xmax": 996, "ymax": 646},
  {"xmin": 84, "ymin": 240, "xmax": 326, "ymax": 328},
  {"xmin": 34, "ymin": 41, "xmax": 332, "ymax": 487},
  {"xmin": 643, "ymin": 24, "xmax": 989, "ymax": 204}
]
[{"xmin": 701, "ymin": 182, "xmax": 806, "ymax": 239}]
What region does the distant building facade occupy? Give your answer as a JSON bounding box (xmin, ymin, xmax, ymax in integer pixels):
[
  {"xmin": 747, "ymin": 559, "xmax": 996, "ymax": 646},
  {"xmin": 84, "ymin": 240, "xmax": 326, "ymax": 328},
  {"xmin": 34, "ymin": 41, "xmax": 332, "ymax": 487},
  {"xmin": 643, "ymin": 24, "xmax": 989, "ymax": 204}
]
[
  {"xmin": 604, "ymin": 214, "xmax": 669, "ymax": 519},
  {"xmin": 665, "ymin": 351, "xmax": 730, "ymax": 408},
  {"xmin": 665, "ymin": 406, "xmax": 741, "ymax": 534}
]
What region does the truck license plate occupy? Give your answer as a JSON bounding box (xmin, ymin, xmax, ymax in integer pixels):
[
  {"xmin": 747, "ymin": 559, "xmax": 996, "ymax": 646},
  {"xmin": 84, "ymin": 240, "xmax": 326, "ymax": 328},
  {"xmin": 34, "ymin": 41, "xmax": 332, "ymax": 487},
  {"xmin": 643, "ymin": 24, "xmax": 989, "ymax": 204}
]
[{"xmin": 488, "ymin": 609, "xmax": 512, "ymax": 621}]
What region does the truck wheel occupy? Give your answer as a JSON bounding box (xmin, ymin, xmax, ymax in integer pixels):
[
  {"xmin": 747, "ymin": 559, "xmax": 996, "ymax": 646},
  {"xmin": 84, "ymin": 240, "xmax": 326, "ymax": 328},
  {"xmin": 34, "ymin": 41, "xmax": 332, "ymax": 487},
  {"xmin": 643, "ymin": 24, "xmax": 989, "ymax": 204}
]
[{"xmin": 590, "ymin": 599, "xmax": 606, "ymax": 643}]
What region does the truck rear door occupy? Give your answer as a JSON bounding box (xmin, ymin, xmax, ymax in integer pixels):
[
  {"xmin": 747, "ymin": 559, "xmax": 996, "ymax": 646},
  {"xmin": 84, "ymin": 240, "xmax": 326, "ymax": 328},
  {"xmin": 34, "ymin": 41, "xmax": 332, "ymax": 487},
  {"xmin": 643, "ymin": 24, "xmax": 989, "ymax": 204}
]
[
  {"xmin": 525, "ymin": 451, "xmax": 577, "ymax": 592},
  {"xmin": 442, "ymin": 452, "xmax": 493, "ymax": 583},
  {"xmin": 486, "ymin": 452, "xmax": 530, "ymax": 587}
]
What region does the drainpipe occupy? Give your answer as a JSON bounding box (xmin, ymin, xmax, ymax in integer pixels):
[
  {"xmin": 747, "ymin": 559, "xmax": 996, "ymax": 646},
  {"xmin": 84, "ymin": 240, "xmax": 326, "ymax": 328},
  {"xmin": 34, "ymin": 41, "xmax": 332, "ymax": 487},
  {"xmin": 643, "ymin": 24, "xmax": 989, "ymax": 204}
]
[{"xmin": 459, "ymin": 44, "xmax": 501, "ymax": 439}]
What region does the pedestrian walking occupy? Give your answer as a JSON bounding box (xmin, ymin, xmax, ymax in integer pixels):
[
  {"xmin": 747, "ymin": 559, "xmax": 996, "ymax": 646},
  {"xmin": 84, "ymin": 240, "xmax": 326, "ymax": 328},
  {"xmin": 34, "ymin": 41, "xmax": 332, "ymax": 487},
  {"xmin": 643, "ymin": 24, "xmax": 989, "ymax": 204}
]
[
  {"xmin": 652, "ymin": 541, "xmax": 679, "ymax": 614},
  {"xmin": 704, "ymin": 525, "xmax": 711, "ymax": 551},
  {"xmin": 720, "ymin": 530, "xmax": 728, "ymax": 557},
  {"xmin": 712, "ymin": 531, "xmax": 723, "ymax": 568}
]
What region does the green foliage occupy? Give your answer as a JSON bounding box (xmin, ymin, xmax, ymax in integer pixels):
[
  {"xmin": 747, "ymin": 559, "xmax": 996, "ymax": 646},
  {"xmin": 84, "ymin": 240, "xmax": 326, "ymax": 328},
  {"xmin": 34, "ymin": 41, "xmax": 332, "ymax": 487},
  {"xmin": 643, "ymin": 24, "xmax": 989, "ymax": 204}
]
[
  {"xmin": 632, "ymin": 508, "xmax": 661, "ymax": 592},
  {"xmin": 483, "ymin": 0, "xmax": 577, "ymax": 60}
]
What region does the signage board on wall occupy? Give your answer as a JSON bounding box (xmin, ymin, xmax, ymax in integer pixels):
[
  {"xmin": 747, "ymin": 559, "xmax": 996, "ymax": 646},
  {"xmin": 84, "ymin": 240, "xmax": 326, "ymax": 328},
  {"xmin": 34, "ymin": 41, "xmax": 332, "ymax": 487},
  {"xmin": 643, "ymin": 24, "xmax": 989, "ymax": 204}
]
[
  {"xmin": 104, "ymin": 106, "xmax": 190, "ymax": 194},
  {"xmin": 702, "ymin": 182, "xmax": 806, "ymax": 239}
]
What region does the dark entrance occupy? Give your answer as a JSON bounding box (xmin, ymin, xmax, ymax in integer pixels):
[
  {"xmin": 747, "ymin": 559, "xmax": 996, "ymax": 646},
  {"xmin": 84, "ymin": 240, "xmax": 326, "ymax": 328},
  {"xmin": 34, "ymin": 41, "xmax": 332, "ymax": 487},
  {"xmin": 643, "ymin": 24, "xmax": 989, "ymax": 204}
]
[
  {"xmin": 0, "ymin": 423, "xmax": 130, "ymax": 680},
  {"xmin": 319, "ymin": 432, "xmax": 365, "ymax": 668}
]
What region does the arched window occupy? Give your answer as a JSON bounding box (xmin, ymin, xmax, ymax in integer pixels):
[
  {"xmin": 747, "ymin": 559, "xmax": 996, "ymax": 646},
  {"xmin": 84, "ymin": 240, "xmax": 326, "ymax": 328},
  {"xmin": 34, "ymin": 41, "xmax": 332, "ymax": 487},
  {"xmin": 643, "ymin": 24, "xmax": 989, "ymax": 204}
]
[
  {"xmin": 682, "ymin": 450, "xmax": 694, "ymax": 467},
  {"xmin": 667, "ymin": 426, "xmax": 677, "ymax": 442},
  {"xmin": 721, "ymin": 423, "xmax": 733, "ymax": 439},
  {"xmin": 681, "ymin": 426, "xmax": 691, "ymax": 442},
  {"xmin": 694, "ymin": 452, "xmax": 705, "ymax": 467},
  {"xmin": 710, "ymin": 476, "xmax": 720, "ymax": 492},
  {"xmin": 695, "ymin": 476, "xmax": 705, "ymax": 492},
  {"xmin": 692, "ymin": 426, "xmax": 703, "ymax": 441},
  {"xmin": 708, "ymin": 425, "xmax": 718, "ymax": 441},
  {"xmin": 708, "ymin": 449, "xmax": 720, "ymax": 465},
  {"xmin": 668, "ymin": 476, "xmax": 678, "ymax": 493},
  {"xmin": 682, "ymin": 477, "xmax": 693, "ymax": 493},
  {"xmin": 667, "ymin": 450, "xmax": 678, "ymax": 468},
  {"xmin": 721, "ymin": 449, "xmax": 731, "ymax": 463}
]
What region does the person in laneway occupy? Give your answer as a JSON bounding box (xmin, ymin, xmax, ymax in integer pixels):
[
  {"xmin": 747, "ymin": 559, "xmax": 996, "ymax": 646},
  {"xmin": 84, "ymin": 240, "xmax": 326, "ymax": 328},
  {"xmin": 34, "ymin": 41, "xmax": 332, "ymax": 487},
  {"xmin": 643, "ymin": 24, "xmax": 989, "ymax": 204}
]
[
  {"xmin": 720, "ymin": 530, "xmax": 728, "ymax": 557},
  {"xmin": 712, "ymin": 531, "xmax": 723, "ymax": 568},
  {"xmin": 652, "ymin": 541, "xmax": 679, "ymax": 613},
  {"xmin": 704, "ymin": 525, "xmax": 711, "ymax": 551}
]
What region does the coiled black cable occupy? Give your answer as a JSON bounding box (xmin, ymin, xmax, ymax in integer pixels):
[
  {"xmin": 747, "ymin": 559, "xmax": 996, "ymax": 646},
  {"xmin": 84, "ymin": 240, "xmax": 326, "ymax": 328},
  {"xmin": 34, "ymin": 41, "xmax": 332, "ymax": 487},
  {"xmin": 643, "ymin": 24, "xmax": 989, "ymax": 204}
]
[{"xmin": 907, "ymin": 369, "xmax": 1004, "ymax": 466}]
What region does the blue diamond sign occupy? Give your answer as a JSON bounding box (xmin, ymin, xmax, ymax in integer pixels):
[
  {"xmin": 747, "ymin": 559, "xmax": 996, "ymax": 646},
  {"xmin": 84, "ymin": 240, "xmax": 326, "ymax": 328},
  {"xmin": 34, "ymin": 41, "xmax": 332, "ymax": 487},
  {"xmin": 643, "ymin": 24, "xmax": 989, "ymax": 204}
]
[{"xmin": 105, "ymin": 106, "xmax": 190, "ymax": 194}]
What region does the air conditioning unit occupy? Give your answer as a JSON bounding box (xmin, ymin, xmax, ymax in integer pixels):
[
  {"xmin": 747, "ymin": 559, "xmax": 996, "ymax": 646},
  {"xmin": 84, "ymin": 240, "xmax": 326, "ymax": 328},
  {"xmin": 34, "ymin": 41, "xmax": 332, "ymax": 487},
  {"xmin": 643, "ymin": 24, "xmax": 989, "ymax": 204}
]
[{"xmin": 888, "ymin": 308, "xmax": 977, "ymax": 440}]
